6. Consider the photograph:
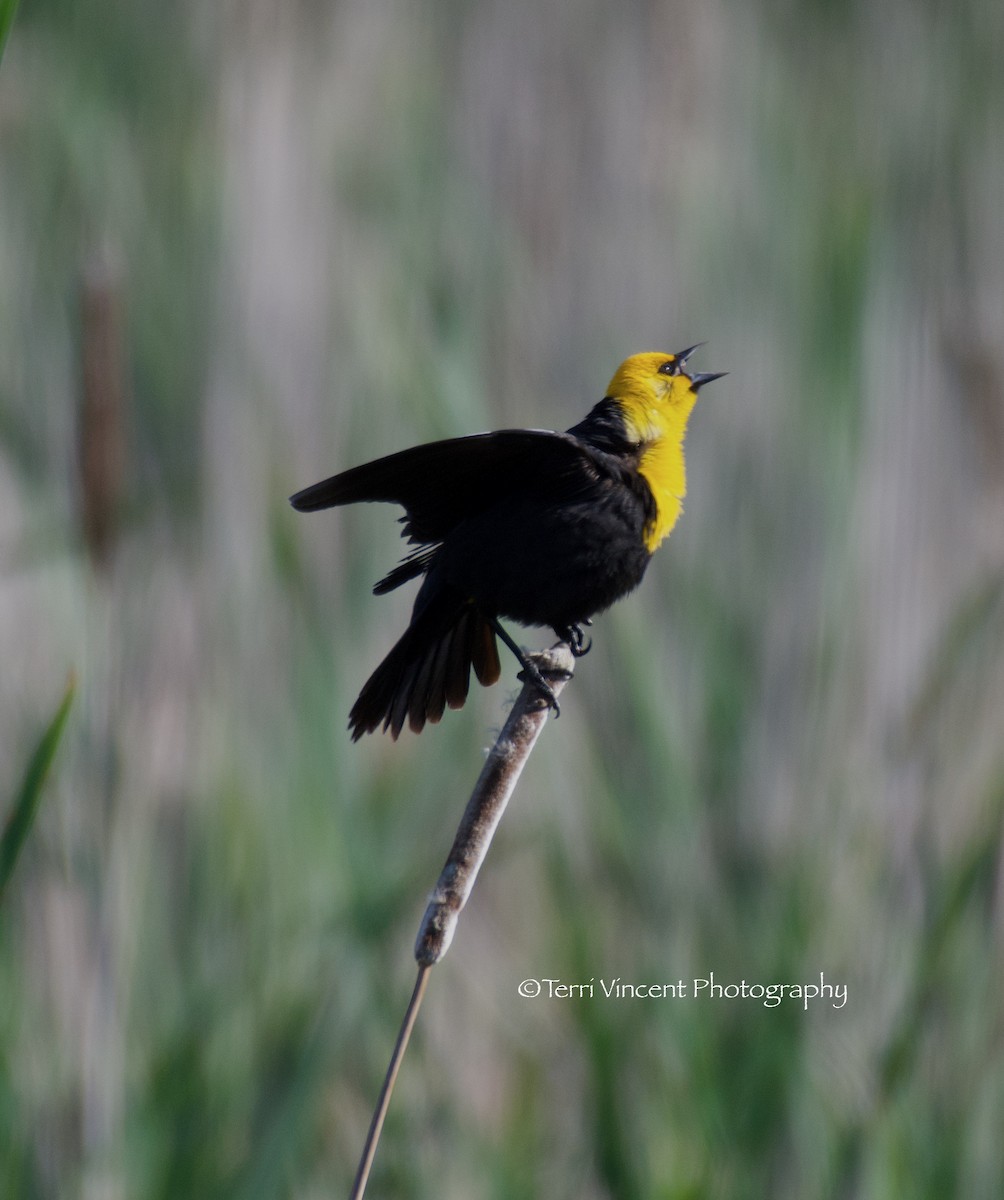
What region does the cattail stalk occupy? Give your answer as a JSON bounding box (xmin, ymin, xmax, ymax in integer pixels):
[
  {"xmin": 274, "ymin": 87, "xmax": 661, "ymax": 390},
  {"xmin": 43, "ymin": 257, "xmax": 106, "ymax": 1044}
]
[{"xmin": 349, "ymin": 644, "xmax": 575, "ymax": 1200}]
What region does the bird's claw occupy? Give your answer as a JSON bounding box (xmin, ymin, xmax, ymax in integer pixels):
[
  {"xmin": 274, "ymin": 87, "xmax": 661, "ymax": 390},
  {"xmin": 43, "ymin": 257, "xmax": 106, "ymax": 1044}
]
[
  {"xmin": 517, "ymin": 664, "xmax": 562, "ymax": 717},
  {"xmin": 557, "ymin": 623, "xmax": 593, "ymax": 658}
]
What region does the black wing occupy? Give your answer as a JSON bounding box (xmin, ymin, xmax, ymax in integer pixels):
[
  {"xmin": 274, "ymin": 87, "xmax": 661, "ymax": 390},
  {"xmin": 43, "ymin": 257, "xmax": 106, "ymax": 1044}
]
[{"xmin": 289, "ymin": 429, "xmax": 609, "ymax": 545}]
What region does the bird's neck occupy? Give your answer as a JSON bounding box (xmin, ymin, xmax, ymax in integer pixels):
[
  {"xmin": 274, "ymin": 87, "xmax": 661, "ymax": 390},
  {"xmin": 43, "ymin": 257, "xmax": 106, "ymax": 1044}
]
[
  {"xmin": 635, "ymin": 435, "xmax": 686, "ymax": 551},
  {"xmin": 567, "ymin": 398, "xmax": 639, "ymax": 455}
]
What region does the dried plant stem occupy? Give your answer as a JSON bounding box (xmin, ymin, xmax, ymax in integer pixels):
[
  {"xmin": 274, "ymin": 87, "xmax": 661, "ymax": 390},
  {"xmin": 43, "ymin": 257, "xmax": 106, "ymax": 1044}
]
[
  {"xmin": 348, "ymin": 965, "xmax": 430, "ymax": 1200},
  {"xmin": 414, "ymin": 644, "xmax": 575, "ymax": 965},
  {"xmin": 349, "ymin": 644, "xmax": 575, "ymax": 1200}
]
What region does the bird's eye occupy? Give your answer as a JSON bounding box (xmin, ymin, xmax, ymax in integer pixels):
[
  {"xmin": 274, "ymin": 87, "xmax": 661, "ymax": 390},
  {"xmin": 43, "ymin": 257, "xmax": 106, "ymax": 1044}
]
[{"xmin": 658, "ymin": 359, "xmax": 679, "ymax": 376}]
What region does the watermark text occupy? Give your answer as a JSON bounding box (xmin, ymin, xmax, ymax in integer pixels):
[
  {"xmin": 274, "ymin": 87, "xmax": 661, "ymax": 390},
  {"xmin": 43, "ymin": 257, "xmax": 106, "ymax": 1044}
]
[{"xmin": 517, "ymin": 971, "xmax": 846, "ymax": 1009}]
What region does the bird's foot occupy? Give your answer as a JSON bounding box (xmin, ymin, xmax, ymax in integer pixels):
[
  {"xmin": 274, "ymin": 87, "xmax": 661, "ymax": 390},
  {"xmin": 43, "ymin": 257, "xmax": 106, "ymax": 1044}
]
[
  {"xmin": 488, "ymin": 615, "xmax": 565, "ymax": 717},
  {"xmin": 556, "ymin": 622, "xmax": 593, "ymax": 658},
  {"xmin": 516, "ymin": 659, "xmax": 562, "ymax": 718}
]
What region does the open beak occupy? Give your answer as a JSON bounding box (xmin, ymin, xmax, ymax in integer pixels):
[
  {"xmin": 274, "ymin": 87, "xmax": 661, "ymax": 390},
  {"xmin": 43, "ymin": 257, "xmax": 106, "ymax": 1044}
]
[
  {"xmin": 673, "ymin": 343, "xmax": 705, "ymax": 368},
  {"xmin": 673, "ymin": 343, "xmax": 726, "ymax": 389},
  {"xmin": 688, "ymin": 371, "xmax": 727, "ymax": 391}
]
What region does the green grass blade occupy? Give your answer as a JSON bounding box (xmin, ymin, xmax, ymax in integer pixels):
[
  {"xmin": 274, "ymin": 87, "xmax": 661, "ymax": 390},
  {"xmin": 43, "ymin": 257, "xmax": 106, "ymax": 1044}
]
[
  {"xmin": 0, "ymin": 0, "xmax": 20, "ymax": 69},
  {"xmin": 0, "ymin": 674, "xmax": 76, "ymax": 902}
]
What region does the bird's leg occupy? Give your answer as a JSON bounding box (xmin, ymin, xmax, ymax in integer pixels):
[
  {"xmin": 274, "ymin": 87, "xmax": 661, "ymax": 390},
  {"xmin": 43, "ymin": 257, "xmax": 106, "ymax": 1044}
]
[
  {"xmin": 487, "ymin": 616, "xmax": 564, "ymax": 717},
  {"xmin": 554, "ymin": 622, "xmax": 593, "ymax": 658}
]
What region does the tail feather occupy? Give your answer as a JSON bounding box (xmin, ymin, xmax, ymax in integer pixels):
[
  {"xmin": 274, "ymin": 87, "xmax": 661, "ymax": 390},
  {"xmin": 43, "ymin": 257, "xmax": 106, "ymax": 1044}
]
[
  {"xmin": 426, "ymin": 635, "xmax": 453, "ymax": 723},
  {"xmin": 442, "ymin": 608, "xmax": 474, "ymax": 710},
  {"xmin": 408, "ymin": 627, "xmax": 446, "ymax": 732},
  {"xmin": 471, "ymin": 615, "xmax": 502, "ymax": 686},
  {"xmin": 388, "ymin": 656, "xmax": 420, "ymax": 739},
  {"xmin": 349, "ymin": 600, "xmax": 501, "ymax": 740}
]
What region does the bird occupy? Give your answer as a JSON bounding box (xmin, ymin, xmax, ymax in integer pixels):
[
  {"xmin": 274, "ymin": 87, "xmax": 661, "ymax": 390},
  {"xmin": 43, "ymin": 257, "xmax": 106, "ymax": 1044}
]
[{"xmin": 290, "ymin": 346, "xmax": 723, "ymax": 740}]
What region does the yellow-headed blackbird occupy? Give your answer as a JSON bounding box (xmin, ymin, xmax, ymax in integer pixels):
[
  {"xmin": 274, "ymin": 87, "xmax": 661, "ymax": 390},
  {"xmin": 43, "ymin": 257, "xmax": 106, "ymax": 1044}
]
[{"xmin": 291, "ymin": 347, "xmax": 723, "ymax": 739}]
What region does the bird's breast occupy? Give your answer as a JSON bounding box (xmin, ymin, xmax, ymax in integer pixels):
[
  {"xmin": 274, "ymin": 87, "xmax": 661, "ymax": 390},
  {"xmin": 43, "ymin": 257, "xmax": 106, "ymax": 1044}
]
[
  {"xmin": 636, "ymin": 437, "xmax": 686, "ymax": 551},
  {"xmin": 429, "ymin": 486, "xmax": 652, "ymax": 629}
]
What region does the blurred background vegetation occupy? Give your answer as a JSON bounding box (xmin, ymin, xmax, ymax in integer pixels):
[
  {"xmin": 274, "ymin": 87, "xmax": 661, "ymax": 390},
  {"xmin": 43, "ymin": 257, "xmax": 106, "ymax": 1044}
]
[{"xmin": 2, "ymin": 0, "xmax": 1004, "ymax": 1196}]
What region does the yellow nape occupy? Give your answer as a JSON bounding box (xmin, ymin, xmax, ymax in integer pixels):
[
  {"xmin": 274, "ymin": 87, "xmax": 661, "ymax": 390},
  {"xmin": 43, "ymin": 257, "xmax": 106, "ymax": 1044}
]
[{"xmin": 606, "ymin": 351, "xmax": 702, "ymax": 552}]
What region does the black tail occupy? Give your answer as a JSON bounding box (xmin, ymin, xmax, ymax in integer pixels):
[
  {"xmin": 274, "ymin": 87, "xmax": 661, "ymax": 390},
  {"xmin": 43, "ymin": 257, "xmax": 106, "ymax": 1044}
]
[{"xmin": 349, "ymin": 598, "xmax": 501, "ymax": 740}]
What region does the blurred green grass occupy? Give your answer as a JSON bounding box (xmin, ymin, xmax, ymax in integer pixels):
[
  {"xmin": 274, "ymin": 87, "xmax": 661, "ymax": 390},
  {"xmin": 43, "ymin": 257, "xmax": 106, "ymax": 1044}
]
[
  {"xmin": 0, "ymin": 676, "xmax": 74, "ymax": 903},
  {"xmin": 0, "ymin": 1, "xmax": 18, "ymax": 67},
  {"xmin": 2, "ymin": 0, "xmax": 1004, "ymax": 1197}
]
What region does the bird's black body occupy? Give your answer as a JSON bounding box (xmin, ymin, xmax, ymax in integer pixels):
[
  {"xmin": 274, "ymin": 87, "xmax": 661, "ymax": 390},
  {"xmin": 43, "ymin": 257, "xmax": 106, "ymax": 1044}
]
[
  {"xmin": 290, "ymin": 409, "xmax": 655, "ymax": 739},
  {"xmin": 291, "ymin": 347, "xmax": 722, "ymax": 739}
]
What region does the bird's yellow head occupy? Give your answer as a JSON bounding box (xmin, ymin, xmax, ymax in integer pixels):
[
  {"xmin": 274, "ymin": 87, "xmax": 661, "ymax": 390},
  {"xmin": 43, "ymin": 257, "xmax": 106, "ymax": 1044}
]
[{"xmin": 606, "ymin": 346, "xmax": 724, "ymax": 551}]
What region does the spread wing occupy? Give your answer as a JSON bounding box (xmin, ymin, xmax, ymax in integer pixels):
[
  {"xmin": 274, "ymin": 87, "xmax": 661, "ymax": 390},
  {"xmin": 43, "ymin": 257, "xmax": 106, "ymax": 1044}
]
[{"xmin": 289, "ymin": 429, "xmax": 610, "ymax": 545}]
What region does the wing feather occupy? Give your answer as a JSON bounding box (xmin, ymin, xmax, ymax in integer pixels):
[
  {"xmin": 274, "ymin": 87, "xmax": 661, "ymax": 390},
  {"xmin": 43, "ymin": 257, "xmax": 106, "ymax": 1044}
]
[{"xmin": 290, "ymin": 429, "xmax": 606, "ymax": 544}]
